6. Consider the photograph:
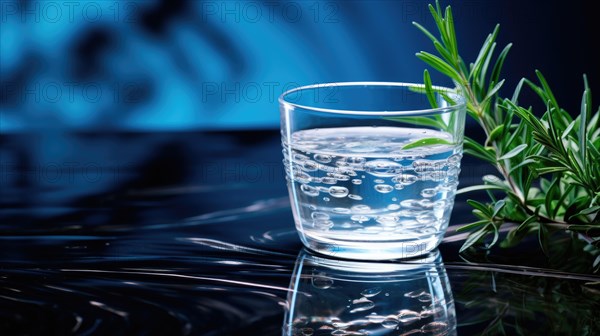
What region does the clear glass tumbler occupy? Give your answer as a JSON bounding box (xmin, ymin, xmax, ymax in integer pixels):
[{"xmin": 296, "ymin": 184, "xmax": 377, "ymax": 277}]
[
  {"xmin": 279, "ymin": 82, "xmax": 466, "ymax": 260},
  {"xmin": 283, "ymin": 249, "xmax": 456, "ymax": 335}
]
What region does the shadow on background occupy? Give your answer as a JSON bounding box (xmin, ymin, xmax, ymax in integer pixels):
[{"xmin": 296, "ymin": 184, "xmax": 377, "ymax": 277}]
[{"xmin": 1, "ymin": 0, "xmax": 597, "ymax": 131}]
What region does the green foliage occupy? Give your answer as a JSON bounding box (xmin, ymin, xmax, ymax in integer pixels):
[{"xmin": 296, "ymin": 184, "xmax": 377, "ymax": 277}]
[
  {"xmin": 415, "ymin": 1, "xmax": 600, "ymax": 272},
  {"xmin": 402, "ymin": 137, "xmax": 453, "ymax": 150},
  {"xmin": 455, "ymin": 269, "xmax": 600, "ymax": 335}
]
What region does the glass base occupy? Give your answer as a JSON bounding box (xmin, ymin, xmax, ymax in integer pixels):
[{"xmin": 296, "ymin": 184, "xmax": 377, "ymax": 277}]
[{"xmin": 299, "ymin": 231, "xmax": 443, "ymax": 260}]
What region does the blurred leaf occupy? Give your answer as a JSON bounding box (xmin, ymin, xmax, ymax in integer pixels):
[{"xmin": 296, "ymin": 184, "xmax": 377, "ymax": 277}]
[
  {"xmin": 460, "ymin": 225, "xmax": 490, "ymax": 253},
  {"xmin": 457, "ymin": 220, "xmax": 491, "ymax": 232},
  {"xmin": 539, "ymin": 224, "xmax": 550, "ymax": 257},
  {"xmin": 467, "ymin": 199, "xmax": 492, "ymax": 217},
  {"xmin": 402, "ymin": 137, "xmax": 452, "ymax": 150}
]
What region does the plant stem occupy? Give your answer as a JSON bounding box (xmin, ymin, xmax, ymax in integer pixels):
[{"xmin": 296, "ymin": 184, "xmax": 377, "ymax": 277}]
[{"xmin": 456, "ymin": 73, "xmax": 526, "ymax": 203}]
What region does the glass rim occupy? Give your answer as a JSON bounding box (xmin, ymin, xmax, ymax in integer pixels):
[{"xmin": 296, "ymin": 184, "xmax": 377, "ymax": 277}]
[{"xmin": 279, "ymin": 81, "xmax": 466, "ymax": 116}]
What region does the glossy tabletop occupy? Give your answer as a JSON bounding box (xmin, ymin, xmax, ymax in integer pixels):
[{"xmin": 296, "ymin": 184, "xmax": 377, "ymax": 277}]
[{"xmin": 1, "ymin": 131, "xmax": 598, "ymax": 335}]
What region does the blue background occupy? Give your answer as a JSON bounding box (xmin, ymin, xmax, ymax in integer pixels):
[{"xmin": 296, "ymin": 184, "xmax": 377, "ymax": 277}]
[{"xmin": 1, "ymin": 0, "xmax": 598, "ymax": 131}]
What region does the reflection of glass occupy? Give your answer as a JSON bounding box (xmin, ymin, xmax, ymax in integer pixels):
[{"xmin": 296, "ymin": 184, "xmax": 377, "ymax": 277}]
[{"xmin": 283, "ymin": 249, "xmax": 455, "ymax": 335}]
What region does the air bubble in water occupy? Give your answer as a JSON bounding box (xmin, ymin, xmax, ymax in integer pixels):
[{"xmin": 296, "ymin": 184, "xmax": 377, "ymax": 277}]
[
  {"xmin": 314, "ymin": 154, "xmax": 332, "ymax": 163},
  {"xmin": 294, "ymin": 171, "xmax": 311, "ymax": 184},
  {"xmin": 416, "ymin": 213, "xmax": 436, "ymax": 224},
  {"xmin": 400, "ymin": 199, "xmax": 420, "ymax": 209},
  {"xmin": 347, "ymin": 157, "xmax": 366, "ymax": 165},
  {"xmin": 338, "ymin": 168, "xmax": 357, "ymax": 176},
  {"xmin": 387, "ymin": 204, "xmax": 401, "ymax": 210},
  {"xmin": 323, "ymin": 197, "xmax": 330, "ymax": 202},
  {"xmin": 331, "ymin": 173, "xmax": 351, "ymax": 181},
  {"xmin": 364, "ymin": 160, "xmax": 403, "ymax": 177},
  {"xmin": 376, "ymin": 215, "xmax": 400, "ymax": 226},
  {"xmin": 421, "ymin": 304, "xmax": 444, "ymax": 318},
  {"xmin": 333, "ymin": 207, "xmax": 351, "ymax": 214},
  {"xmin": 374, "ymin": 179, "xmax": 385, "ymax": 184},
  {"xmin": 381, "ymin": 315, "xmax": 399, "ymax": 329},
  {"xmin": 404, "ymin": 290, "xmax": 428, "ymax": 298},
  {"xmin": 302, "ymin": 160, "xmax": 319, "ymax": 172},
  {"xmin": 351, "ymin": 205, "xmax": 371, "ymax": 213},
  {"xmin": 412, "ymin": 159, "xmax": 435, "ymax": 172},
  {"xmin": 397, "ymin": 309, "xmax": 420, "ymax": 324},
  {"xmin": 348, "ymin": 194, "xmax": 363, "ymax": 200},
  {"xmin": 314, "ymin": 219, "xmax": 334, "ymax": 229},
  {"xmin": 367, "ymin": 313, "xmax": 385, "ymax": 323},
  {"xmin": 375, "ymin": 184, "xmax": 394, "ymax": 193},
  {"xmin": 331, "ymin": 319, "xmax": 351, "ymax": 329},
  {"xmin": 311, "ymin": 212, "xmax": 330, "ymax": 220},
  {"xmin": 421, "ymin": 321, "xmax": 448, "ymax": 334},
  {"xmin": 329, "ymin": 186, "xmax": 349, "ymax": 198},
  {"xmin": 312, "ymin": 273, "xmax": 333, "ymax": 289},
  {"xmin": 360, "ymin": 287, "xmax": 382, "ymax": 298},
  {"xmin": 350, "ymin": 297, "xmax": 375, "ymax": 313},
  {"xmin": 293, "ymin": 153, "xmax": 309, "ymax": 162},
  {"xmin": 417, "ymin": 292, "xmax": 432, "ymax": 302},
  {"xmin": 421, "ymin": 188, "xmax": 438, "ymax": 198},
  {"xmin": 352, "ymin": 179, "xmax": 363, "ymax": 185},
  {"xmin": 322, "ymin": 177, "xmax": 337, "ymax": 184},
  {"xmin": 320, "ymin": 164, "xmax": 337, "ymax": 172},
  {"xmin": 393, "ymin": 173, "xmax": 418, "ymax": 185},
  {"xmin": 301, "ymin": 184, "xmax": 319, "ymax": 196},
  {"xmin": 351, "ymin": 215, "xmax": 369, "ymax": 223}
]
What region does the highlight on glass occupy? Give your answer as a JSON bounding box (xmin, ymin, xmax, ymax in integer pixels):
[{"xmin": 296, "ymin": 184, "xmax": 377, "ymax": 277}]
[{"xmin": 280, "ymin": 82, "xmax": 466, "ymax": 260}]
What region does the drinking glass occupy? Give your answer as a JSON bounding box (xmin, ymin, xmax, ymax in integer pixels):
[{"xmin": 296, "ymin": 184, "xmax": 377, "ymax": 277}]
[
  {"xmin": 283, "ymin": 249, "xmax": 456, "ymax": 335},
  {"xmin": 279, "ymin": 82, "xmax": 466, "ymax": 260}
]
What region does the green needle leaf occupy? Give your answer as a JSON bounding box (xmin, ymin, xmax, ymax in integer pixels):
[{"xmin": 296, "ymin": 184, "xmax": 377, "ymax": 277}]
[
  {"xmin": 488, "ymin": 124, "xmax": 505, "ymax": 143},
  {"xmin": 561, "ymin": 120, "xmax": 576, "ymax": 139},
  {"xmin": 402, "ymin": 137, "xmax": 453, "ymax": 150},
  {"xmin": 456, "ymin": 184, "xmax": 504, "ymax": 195},
  {"xmin": 457, "ymin": 219, "xmax": 490, "ymax": 232},
  {"xmin": 460, "ymin": 225, "xmax": 490, "ymax": 253},
  {"xmin": 467, "ymin": 199, "xmax": 492, "ymax": 217},
  {"xmin": 499, "ymin": 144, "xmax": 527, "ymax": 160},
  {"xmin": 577, "ymin": 206, "xmax": 600, "ymax": 216},
  {"xmin": 416, "ymin": 51, "xmax": 462, "ymax": 82},
  {"xmin": 423, "ymin": 69, "xmax": 438, "ymax": 108},
  {"xmin": 489, "ymin": 43, "xmax": 512, "ymax": 90},
  {"xmin": 492, "ymin": 199, "xmax": 506, "ymax": 218},
  {"xmin": 412, "ymin": 21, "xmax": 440, "ymax": 45}
]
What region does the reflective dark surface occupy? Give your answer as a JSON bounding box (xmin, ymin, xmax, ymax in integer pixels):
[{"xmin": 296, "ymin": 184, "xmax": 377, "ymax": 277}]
[{"xmin": 1, "ymin": 131, "xmax": 599, "ymax": 335}]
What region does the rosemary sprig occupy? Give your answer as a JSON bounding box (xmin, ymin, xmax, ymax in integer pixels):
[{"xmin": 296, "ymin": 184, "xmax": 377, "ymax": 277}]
[{"xmin": 415, "ymin": 1, "xmax": 600, "ymax": 272}]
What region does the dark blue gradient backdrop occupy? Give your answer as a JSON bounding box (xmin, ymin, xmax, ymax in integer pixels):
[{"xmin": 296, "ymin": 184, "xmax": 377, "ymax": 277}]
[{"xmin": 1, "ymin": 0, "xmax": 597, "ymax": 131}]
